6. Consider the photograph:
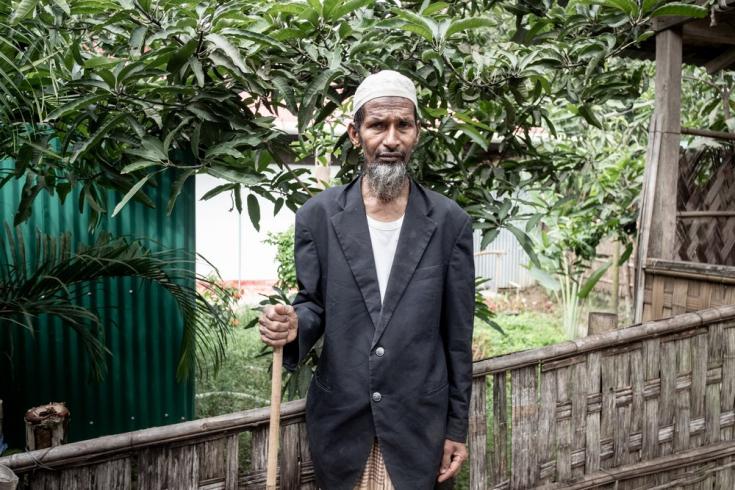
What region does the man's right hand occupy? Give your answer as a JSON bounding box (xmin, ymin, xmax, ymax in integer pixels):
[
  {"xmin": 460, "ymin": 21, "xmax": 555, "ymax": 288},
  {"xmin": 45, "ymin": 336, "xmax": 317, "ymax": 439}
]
[{"xmin": 258, "ymin": 304, "xmax": 298, "ymax": 347}]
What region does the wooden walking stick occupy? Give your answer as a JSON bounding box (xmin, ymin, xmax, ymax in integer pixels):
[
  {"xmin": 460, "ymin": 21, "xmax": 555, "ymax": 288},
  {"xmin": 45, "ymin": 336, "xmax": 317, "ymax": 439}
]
[{"xmin": 266, "ymin": 345, "xmax": 283, "ymax": 489}]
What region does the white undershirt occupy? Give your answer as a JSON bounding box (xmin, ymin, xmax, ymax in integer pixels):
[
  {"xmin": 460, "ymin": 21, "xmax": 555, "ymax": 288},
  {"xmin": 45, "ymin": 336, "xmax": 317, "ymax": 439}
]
[{"xmin": 366, "ymin": 214, "xmax": 404, "ymax": 304}]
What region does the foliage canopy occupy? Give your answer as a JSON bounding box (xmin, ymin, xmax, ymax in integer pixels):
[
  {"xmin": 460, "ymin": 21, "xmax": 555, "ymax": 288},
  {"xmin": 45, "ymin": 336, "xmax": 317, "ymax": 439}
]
[{"xmin": 0, "ymin": 0, "xmax": 711, "ymax": 253}]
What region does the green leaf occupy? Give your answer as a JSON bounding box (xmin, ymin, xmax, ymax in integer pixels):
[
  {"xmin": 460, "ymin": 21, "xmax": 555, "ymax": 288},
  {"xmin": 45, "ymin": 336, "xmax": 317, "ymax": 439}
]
[
  {"xmin": 274, "ymin": 198, "xmax": 285, "ymax": 215},
  {"xmin": 207, "ymin": 166, "xmax": 260, "ymax": 185},
  {"xmin": 272, "ymin": 28, "xmax": 307, "ymax": 42},
  {"xmin": 272, "ymin": 76, "xmax": 298, "ymax": 114},
  {"xmin": 398, "ymin": 23, "xmax": 434, "ymax": 42},
  {"xmin": 457, "ymin": 124, "xmax": 489, "ymax": 150},
  {"xmin": 328, "ymin": 0, "xmax": 372, "ymax": 20},
  {"xmin": 167, "ymin": 40, "xmax": 196, "ymax": 74},
  {"xmin": 650, "ymin": 3, "xmax": 707, "ymax": 18},
  {"xmin": 422, "ymin": 2, "xmax": 449, "ymax": 16},
  {"xmin": 121, "ymin": 160, "xmax": 159, "ymax": 174},
  {"xmin": 220, "ymin": 29, "xmax": 286, "ymax": 51},
  {"xmin": 298, "ymin": 69, "xmax": 340, "ymax": 133},
  {"xmin": 46, "ymin": 95, "xmax": 105, "ymax": 121},
  {"xmin": 506, "ymin": 223, "xmax": 539, "ymax": 268},
  {"xmin": 578, "ymin": 104, "xmax": 603, "ymax": 129},
  {"xmin": 268, "ymin": 3, "xmax": 313, "ymax": 16},
  {"xmin": 601, "ymin": 0, "xmax": 638, "ymax": 16},
  {"xmin": 394, "ymin": 8, "xmax": 438, "ymax": 41},
  {"xmin": 52, "ymin": 0, "xmax": 70, "ymax": 15},
  {"xmin": 206, "ymin": 33, "xmax": 249, "ymax": 74},
  {"xmin": 200, "ymin": 183, "xmax": 237, "ymax": 201},
  {"xmin": 323, "ymin": 0, "xmax": 340, "ymax": 17},
  {"xmin": 84, "ymin": 56, "xmax": 119, "ymax": 69},
  {"xmin": 167, "ymin": 169, "xmax": 195, "ymax": 215},
  {"xmin": 529, "ymin": 265, "xmax": 560, "ymax": 291},
  {"xmin": 234, "ymin": 185, "xmax": 242, "ymax": 213},
  {"xmin": 453, "ymin": 112, "xmax": 493, "ymax": 131},
  {"xmin": 618, "ymin": 242, "xmax": 634, "ymax": 265},
  {"xmin": 129, "ymin": 26, "xmax": 147, "ymax": 55},
  {"xmin": 307, "ymin": 0, "xmax": 321, "ymax": 15},
  {"xmin": 480, "ymin": 228, "xmax": 499, "ymax": 249},
  {"xmin": 9, "ymin": 0, "xmax": 39, "ymax": 23},
  {"xmin": 112, "ymin": 174, "xmax": 153, "ymax": 217},
  {"xmin": 578, "ymin": 261, "xmax": 612, "ymax": 299},
  {"xmin": 247, "ymin": 194, "xmax": 260, "ymax": 231},
  {"xmin": 444, "ymin": 17, "xmax": 494, "ymax": 39},
  {"xmin": 71, "ymin": 113, "xmax": 127, "ymax": 163},
  {"xmin": 14, "ymin": 178, "xmax": 42, "ymax": 226},
  {"xmin": 190, "ymin": 58, "xmax": 205, "ymax": 87}
]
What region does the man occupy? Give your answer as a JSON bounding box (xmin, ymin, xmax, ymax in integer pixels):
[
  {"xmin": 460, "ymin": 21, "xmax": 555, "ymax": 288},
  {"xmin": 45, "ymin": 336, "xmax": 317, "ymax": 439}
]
[{"xmin": 258, "ymin": 70, "xmax": 475, "ymax": 489}]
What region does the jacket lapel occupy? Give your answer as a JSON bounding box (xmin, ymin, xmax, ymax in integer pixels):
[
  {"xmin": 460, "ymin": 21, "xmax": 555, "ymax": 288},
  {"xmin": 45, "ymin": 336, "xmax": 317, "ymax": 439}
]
[
  {"xmin": 371, "ymin": 178, "xmax": 436, "ymax": 349},
  {"xmin": 330, "ymin": 175, "xmax": 382, "ymax": 329}
]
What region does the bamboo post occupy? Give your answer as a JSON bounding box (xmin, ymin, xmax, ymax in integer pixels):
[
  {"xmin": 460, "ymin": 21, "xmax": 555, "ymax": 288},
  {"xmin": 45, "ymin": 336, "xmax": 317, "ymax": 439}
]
[
  {"xmin": 266, "ymin": 346, "xmax": 283, "ymax": 490},
  {"xmin": 634, "ymin": 27, "xmax": 683, "ymax": 322},
  {"xmin": 24, "ymin": 403, "xmax": 69, "ymax": 451},
  {"xmin": 612, "ymin": 242, "xmax": 620, "ymax": 313},
  {"xmin": 588, "ymin": 312, "xmax": 618, "ymax": 335}
]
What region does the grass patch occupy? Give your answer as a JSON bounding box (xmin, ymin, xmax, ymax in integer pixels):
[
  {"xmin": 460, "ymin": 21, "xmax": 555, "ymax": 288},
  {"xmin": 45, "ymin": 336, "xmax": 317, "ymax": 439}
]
[
  {"xmin": 195, "ymin": 308, "xmax": 272, "ymax": 419},
  {"xmin": 473, "ymin": 310, "xmax": 566, "ymax": 360}
]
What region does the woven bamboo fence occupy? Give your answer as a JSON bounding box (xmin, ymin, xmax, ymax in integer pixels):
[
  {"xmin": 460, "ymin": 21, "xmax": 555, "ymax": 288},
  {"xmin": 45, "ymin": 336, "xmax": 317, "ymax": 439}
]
[
  {"xmin": 676, "ymin": 147, "xmax": 735, "ymax": 266},
  {"xmin": 4, "ymin": 305, "xmax": 735, "ymax": 489}
]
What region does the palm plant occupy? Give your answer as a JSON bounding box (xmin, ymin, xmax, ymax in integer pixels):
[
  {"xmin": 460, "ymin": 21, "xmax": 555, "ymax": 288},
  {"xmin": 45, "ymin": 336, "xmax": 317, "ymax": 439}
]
[{"xmin": 0, "ymin": 223, "xmax": 235, "ymax": 381}]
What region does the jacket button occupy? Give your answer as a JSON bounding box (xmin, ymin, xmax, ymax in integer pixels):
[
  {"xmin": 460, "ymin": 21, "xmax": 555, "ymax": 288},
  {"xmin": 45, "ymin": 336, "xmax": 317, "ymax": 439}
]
[
  {"xmin": 375, "ymin": 347, "xmax": 385, "ymax": 357},
  {"xmin": 372, "ymin": 392, "xmax": 382, "ymax": 402}
]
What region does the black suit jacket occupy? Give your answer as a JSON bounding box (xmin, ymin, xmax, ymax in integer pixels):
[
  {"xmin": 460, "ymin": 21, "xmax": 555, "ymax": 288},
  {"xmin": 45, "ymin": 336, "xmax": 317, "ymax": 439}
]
[{"xmin": 283, "ymin": 174, "xmax": 475, "ymax": 489}]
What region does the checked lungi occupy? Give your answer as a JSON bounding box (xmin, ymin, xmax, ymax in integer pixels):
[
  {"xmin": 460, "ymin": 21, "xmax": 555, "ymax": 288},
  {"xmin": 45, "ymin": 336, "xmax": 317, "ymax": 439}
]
[{"xmin": 353, "ymin": 438, "xmax": 395, "ymax": 490}]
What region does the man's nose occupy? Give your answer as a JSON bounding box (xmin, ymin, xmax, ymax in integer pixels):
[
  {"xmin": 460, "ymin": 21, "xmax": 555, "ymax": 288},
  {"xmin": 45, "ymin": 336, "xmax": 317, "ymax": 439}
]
[{"xmin": 382, "ymin": 125, "xmax": 400, "ymax": 150}]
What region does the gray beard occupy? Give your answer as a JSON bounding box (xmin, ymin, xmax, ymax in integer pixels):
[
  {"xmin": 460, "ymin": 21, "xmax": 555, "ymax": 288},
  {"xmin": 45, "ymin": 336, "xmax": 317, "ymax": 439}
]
[{"xmin": 364, "ymin": 161, "xmax": 408, "ymax": 203}]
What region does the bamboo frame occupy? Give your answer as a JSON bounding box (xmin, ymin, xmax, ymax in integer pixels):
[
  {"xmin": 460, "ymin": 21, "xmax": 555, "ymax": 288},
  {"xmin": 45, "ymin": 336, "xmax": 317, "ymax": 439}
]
[{"xmin": 3, "ymin": 306, "xmax": 735, "ymax": 489}]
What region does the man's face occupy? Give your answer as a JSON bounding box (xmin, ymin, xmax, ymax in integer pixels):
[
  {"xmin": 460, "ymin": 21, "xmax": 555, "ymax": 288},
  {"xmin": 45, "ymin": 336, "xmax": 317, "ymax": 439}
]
[{"xmin": 347, "ymin": 96, "xmax": 420, "ymax": 165}]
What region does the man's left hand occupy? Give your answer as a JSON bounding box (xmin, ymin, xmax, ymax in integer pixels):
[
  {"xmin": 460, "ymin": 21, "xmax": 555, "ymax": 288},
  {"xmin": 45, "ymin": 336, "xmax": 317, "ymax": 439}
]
[{"xmin": 437, "ymin": 439, "xmax": 468, "ymax": 483}]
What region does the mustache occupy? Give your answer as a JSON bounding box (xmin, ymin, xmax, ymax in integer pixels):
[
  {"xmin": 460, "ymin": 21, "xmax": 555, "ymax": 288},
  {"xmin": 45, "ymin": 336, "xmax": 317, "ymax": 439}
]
[{"xmin": 376, "ymin": 152, "xmax": 405, "ymax": 160}]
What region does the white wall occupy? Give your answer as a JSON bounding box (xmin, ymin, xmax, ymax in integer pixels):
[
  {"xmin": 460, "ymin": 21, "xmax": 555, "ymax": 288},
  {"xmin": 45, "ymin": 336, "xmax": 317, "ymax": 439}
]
[{"xmin": 195, "ymin": 173, "xmax": 295, "ymax": 281}]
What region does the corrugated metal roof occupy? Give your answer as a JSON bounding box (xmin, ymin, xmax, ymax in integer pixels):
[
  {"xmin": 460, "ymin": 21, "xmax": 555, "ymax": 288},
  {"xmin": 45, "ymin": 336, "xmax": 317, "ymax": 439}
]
[{"xmin": 0, "ymin": 167, "xmax": 195, "ymax": 446}]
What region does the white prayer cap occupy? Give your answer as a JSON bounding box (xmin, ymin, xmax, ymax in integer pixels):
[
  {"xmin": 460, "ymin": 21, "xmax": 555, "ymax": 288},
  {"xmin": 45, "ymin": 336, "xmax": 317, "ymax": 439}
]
[{"xmin": 352, "ymin": 70, "xmax": 419, "ymax": 117}]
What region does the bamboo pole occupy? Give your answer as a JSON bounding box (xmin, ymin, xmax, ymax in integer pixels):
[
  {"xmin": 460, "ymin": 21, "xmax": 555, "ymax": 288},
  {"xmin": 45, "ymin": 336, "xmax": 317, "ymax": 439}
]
[
  {"xmin": 266, "ymin": 346, "xmax": 283, "ymax": 490},
  {"xmin": 612, "ymin": 241, "xmax": 620, "ymax": 312}
]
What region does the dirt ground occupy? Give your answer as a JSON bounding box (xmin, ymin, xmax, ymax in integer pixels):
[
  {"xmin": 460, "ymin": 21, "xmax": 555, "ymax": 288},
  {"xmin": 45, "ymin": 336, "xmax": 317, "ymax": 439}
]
[{"xmin": 481, "ymin": 284, "xmax": 557, "ymax": 315}]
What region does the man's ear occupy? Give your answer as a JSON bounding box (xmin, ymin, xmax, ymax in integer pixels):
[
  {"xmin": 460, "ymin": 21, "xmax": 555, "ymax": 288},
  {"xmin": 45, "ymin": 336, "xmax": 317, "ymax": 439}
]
[{"xmin": 347, "ymin": 122, "xmax": 361, "ymax": 147}]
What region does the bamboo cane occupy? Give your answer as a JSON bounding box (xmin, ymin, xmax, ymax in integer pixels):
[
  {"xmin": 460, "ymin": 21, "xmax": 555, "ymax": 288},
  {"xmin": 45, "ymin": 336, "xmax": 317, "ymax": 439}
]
[{"xmin": 266, "ymin": 345, "xmax": 283, "ymax": 489}]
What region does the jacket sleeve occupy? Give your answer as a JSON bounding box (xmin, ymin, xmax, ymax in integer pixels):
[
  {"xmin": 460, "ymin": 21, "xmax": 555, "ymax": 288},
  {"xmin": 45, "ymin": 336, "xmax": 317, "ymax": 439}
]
[
  {"xmin": 441, "ymin": 215, "xmax": 476, "ymax": 443},
  {"xmin": 283, "ymin": 211, "xmax": 325, "ymax": 372}
]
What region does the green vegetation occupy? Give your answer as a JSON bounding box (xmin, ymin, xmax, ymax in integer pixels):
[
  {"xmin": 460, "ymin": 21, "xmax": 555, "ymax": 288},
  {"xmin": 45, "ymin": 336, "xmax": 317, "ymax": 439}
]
[
  {"xmin": 473, "ymin": 311, "xmax": 565, "ymax": 360},
  {"xmin": 263, "ymin": 228, "xmax": 297, "ymax": 291},
  {"xmin": 195, "ymin": 308, "xmax": 270, "ymax": 418},
  {"xmin": 1, "ymin": 226, "xmax": 235, "ymax": 381},
  {"xmin": 196, "ymin": 307, "xmax": 564, "ymax": 417},
  {"xmin": 0, "ymin": 0, "xmax": 711, "ymax": 250}
]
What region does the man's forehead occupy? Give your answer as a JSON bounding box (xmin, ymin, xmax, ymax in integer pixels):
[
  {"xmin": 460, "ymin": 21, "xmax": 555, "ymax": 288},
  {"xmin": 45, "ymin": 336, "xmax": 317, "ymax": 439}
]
[{"xmin": 362, "ymin": 97, "xmax": 416, "ymax": 118}]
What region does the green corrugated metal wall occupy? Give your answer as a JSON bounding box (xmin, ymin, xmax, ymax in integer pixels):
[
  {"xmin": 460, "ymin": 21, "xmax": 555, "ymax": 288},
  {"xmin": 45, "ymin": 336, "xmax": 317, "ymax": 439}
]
[{"xmin": 0, "ymin": 165, "xmax": 195, "ymax": 447}]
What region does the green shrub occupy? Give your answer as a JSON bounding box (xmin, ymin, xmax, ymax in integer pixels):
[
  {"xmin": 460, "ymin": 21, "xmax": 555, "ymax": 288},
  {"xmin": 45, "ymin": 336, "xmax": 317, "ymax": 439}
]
[{"xmin": 263, "ymin": 227, "xmax": 297, "ymax": 291}]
